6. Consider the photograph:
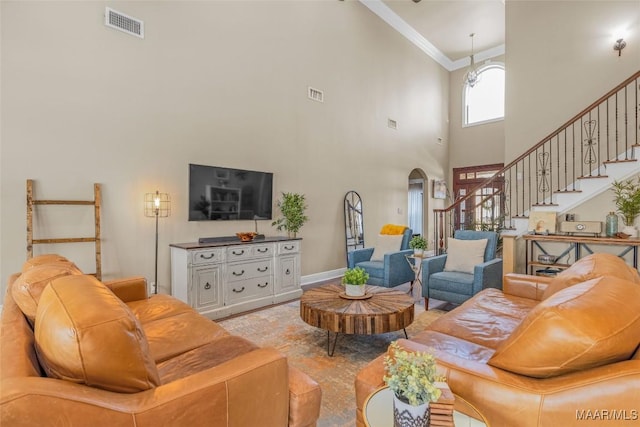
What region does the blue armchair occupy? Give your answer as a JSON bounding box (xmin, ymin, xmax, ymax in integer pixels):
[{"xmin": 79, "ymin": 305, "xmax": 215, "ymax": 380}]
[
  {"xmin": 422, "ymin": 230, "xmax": 503, "ymax": 309},
  {"xmin": 347, "ymin": 227, "xmax": 414, "ymax": 288}
]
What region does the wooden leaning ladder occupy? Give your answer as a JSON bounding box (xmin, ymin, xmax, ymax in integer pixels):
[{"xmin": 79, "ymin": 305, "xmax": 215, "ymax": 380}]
[{"xmin": 26, "ymin": 179, "xmax": 102, "ymax": 280}]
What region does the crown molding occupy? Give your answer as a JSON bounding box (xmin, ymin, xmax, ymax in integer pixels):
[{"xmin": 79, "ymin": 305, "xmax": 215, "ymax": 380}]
[{"xmin": 359, "ymin": 0, "xmax": 504, "ymax": 72}]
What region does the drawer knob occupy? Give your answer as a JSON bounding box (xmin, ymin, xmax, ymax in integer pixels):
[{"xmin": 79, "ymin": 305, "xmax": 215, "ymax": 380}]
[
  {"xmin": 258, "ymin": 282, "xmax": 269, "ymax": 288},
  {"xmin": 257, "ymin": 248, "xmax": 268, "ymax": 253},
  {"xmin": 232, "ymin": 250, "xmax": 245, "ymax": 256},
  {"xmin": 257, "ymin": 266, "xmax": 268, "ymax": 272},
  {"xmin": 285, "ymin": 268, "xmax": 291, "ymax": 275},
  {"xmin": 200, "ymin": 253, "xmax": 215, "ymax": 259},
  {"xmin": 232, "ymin": 270, "xmax": 245, "ymax": 276},
  {"xmin": 204, "ymin": 282, "xmax": 211, "ymax": 290},
  {"xmin": 284, "ymin": 245, "xmax": 294, "ymax": 250},
  {"xmin": 232, "ymin": 286, "xmax": 245, "ymax": 293}
]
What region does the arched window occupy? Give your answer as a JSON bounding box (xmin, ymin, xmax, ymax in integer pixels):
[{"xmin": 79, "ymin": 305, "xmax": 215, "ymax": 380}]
[{"xmin": 463, "ymin": 63, "xmax": 505, "ymax": 126}]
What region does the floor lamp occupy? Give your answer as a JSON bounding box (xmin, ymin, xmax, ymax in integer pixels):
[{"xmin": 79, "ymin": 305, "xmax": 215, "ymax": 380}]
[{"xmin": 144, "ymin": 191, "xmax": 171, "ymax": 294}]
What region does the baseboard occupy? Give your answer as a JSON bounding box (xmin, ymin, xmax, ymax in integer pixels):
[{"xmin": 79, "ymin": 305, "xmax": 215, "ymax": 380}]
[{"xmin": 301, "ymin": 267, "xmax": 346, "ymax": 288}]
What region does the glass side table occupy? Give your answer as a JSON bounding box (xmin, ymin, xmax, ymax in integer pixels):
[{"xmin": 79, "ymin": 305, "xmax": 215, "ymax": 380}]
[
  {"xmin": 363, "ymin": 386, "xmax": 489, "ymax": 427},
  {"xmin": 404, "ymin": 253, "xmax": 432, "ymax": 297}
]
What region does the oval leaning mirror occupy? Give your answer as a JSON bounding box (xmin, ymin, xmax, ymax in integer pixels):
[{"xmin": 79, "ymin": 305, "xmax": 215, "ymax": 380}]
[{"xmin": 344, "ymin": 191, "xmax": 365, "ymax": 260}]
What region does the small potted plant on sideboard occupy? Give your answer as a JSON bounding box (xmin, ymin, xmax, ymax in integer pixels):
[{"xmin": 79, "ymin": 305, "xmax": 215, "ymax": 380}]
[
  {"xmin": 342, "ymin": 266, "xmax": 369, "ymax": 297},
  {"xmin": 272, "ymin": 192, "xmax": 309, "ymax": 238}
]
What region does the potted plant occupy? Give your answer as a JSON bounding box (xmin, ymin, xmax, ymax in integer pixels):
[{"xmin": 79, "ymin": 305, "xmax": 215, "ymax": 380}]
[
  {"xmin": 409, "ymin": 235, "xmax": 428, "ymax": 256},
  {"xmin": 342, "ymin": 266, "xmax": 369, "ymax": 297},
  {"xmin": 611, "ymin": 177, "xmax": 640, "ymax": 237},
  {"xmin": 272, "ymin": 192, "xmax": 309, "ymax": 238},
  {"xmin": 384, "ymin": 341, "xmax": 442, "ymax": 427}
]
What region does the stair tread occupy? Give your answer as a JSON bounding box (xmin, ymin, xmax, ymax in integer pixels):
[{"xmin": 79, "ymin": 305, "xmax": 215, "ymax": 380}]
[
  {"xmin": 577, "ymin": 175, "xmax": 608, "ymax": 179},
  {"xmin": 603, "ymin": 159, "xmax": 637, "ymax": 164},
  {"xmin": 532, "ymin": 203, "xmax": 559, "ymax": 206},
  {"xmin": 554, "ymin": 190, "xmax": 582, "ymax": 193}
]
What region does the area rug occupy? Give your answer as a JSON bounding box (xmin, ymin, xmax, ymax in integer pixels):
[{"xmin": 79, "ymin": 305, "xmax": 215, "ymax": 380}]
[{"xmin": 218, "ymin": 295, "xmax": 445, "ymax": 427}]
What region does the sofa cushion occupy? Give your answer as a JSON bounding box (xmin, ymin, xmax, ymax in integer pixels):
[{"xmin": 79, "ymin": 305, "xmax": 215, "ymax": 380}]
[
  {"xmin": 542, "ymin": 253, "xmax": 640, "ymax": 300},
  {"xmin": 371, "ymin": 234, "xmax": 404, "ymax": 261},
  {"xmin": 488, "ymin": 276, "xmax": 640, "ymax": 378},
  {"xmin": 142, "ymin": 311, "xmax": 229, "ymax": 362},
  {"xmin": 427, "ymin": 288, "xmax": 537, "ymax": 350},
  {"xmin": 157, "ymin": 335, "xmax": 259, "ymax": 383},
  {"xmin": 444, "ymin": 238, "xmax": 488, "ymax": 274},
  {"xmin": 11, "ymin": 263, "xmax": 83, "ymax": 323},
  {"xmin": 34, "ymin": 275, "xmax": 160, "ymax": 392}
]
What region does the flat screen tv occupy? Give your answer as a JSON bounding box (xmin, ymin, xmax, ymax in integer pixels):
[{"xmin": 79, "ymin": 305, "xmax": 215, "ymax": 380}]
[{"xmin": 189, "ymin": 164, "xmax": 273, "ymax": 221}]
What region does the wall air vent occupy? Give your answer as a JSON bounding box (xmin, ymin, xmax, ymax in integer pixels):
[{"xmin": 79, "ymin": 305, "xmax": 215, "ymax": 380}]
[
  {"xmin": 105, "ymin": 7, "xmax": 144, "ymax": 39},
  {"xmin": 308, "ymin": 87, "xmax": 324, "ymax": 103}
]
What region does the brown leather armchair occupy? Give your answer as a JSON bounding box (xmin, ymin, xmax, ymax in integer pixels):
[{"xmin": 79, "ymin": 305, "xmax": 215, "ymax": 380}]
[
  {"xmin": 355, "ymin": 253, "xmax": 640, "ymax": 427},
  {"xmin": 1, "ymin": 255, "xmax": 322, "ymax": 427}
]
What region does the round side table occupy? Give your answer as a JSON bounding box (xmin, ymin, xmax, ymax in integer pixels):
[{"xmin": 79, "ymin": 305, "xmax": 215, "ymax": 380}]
[{"xmin": 363, "ymin": 386, "xmax": 489, "ymax": 427}]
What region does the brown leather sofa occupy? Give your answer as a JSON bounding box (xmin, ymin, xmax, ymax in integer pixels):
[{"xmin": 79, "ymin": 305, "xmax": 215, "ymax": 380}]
[
  {"xmin": 1, "ymin": 254, "xmax": 322, "ymax": 427},
  {"xmin": 355, "ymin": 253, "xmax": 640, "ymax": 427}
]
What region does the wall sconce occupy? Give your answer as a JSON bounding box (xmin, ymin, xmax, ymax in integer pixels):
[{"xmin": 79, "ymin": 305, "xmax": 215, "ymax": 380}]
[
  {"xmin": 144, "ymin": 191, "xmax": 171, "ymax": 294},
  {"xmin": 613, "ymin": 38, "xmax": 626, "ymax": 56}
]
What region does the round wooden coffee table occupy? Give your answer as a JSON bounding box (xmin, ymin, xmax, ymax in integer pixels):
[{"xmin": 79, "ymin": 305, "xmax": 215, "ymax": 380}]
[{"xmin": 300, "ymin": 283, "xmax": 414, "ymax": 356}]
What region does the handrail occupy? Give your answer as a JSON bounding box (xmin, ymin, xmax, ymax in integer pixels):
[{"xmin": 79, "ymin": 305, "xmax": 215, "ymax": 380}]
[{"xmin": 434, "ymin": 70, "xmax": 640, "ymax": 253}]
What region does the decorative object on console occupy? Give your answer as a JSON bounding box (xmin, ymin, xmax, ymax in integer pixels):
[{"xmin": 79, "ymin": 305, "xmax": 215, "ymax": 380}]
[
  {"xmin": 342, "ymin": 266, "xmax": 369, "ymax": 297},
  {"xmin": 383, "ymin": 341, "xmax": 442, "ymax": 427},
  {"xmin": 537, "ymin": 254, "xmax": 557, "ymax": 265},
  {"xmin": 606, "ymin": 211, "xmax": 619, "ymax": 237},
  {"xmin": 611, "ymin": 177, "xmax": 640, "ymax": 238},
  {"xmin": 409, "ymin": 235, "xmax": 428, "ymax": 256},
  {"xmin": 528, "ymin": 211, "xmax": 557, "ymax": 234},
  {"xmin": 272, "ymin": 192, "xmax": 308, "ymax": 238},
  {"xmin": 236, "ymin": 232, "xmax": 257, "ymax": 242},
  {"xmin": 144, "ymin": 190, "xmax": 170, "ymax": 294}
]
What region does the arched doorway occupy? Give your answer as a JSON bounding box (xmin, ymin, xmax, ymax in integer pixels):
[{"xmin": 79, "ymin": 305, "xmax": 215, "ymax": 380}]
[{"xmin": 408, "ymin": 168, "xmax": 428, "ymax": 239}]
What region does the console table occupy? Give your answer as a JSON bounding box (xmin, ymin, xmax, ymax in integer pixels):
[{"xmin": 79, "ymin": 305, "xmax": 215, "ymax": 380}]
[
  {"xmin": 523, "ymin": 234, "xmax": 639, "ymax": 276},
  {"xmin": 170, "ymin": 237, "xmax": 301, "ymax": 319}
]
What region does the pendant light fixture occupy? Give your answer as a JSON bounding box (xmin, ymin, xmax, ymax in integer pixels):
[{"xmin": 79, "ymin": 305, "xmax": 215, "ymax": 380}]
[{"xmin": 464, "ymin": 33, "xmax": 479, "ymax": 87}]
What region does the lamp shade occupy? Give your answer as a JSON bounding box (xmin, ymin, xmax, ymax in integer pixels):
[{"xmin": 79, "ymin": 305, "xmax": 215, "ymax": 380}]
[{"xmin": 144, "ymin": 191, "xmax": 171, "ymax": 218}]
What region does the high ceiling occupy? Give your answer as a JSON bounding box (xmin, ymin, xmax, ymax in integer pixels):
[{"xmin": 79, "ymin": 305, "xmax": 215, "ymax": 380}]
[{"xmin": 363, "ymin": 0, "xmax": 505, "ymax": 71}]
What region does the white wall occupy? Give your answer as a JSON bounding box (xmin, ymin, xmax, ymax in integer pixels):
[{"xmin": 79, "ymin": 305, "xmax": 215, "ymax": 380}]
[
  {"xmin": 0, "ymin": 1, "xmax": 449, "ymax": 294},
  {"xmin": 449, "ymin": 55, "xmax": 505, "ymax": 170},
  {"xmin": 505, "ymin": 0, "xmax": 639, "ymax": 162}
]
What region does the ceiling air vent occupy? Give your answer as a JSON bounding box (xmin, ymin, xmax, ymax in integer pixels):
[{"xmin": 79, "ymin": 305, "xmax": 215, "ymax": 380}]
[
  {"xmin": 308, "ymin": 87, "xmax": 324, "ymax": 103},
  {"xmin": 387, "ymin": 118, "xmax": 398, "ymax": 130},
  {"xmin": 105, "ymin": 7, "xmax": 144, "ymax": 39}
]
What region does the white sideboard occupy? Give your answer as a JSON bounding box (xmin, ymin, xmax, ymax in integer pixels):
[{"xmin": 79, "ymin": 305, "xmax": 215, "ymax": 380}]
[{"xmin": 170, "ymin": 237, "xmax": 301, "ymax": 319}]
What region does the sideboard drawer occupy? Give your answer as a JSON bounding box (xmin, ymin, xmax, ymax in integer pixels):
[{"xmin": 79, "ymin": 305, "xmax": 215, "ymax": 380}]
[
  {"xmin": 251, "ymin": 244, "xmax": 273, "ymax": 257},
  {"xmin": 226, "ymin": 245, "xmax": 253, "ymax": 261},
  {"xmin": 226, "ymin": 259, "xmax": 273, "ymax": 282},
  {"xmin": 192, "ymin": 248, "xmax": 224, "ymax": 265},
  {"xmin": 226, "ymin": 277, "xmax": 273, "ymax": 304},
  {"xmin": 278, "ymin": 241, "xmax": 300, "ymax": 254}
]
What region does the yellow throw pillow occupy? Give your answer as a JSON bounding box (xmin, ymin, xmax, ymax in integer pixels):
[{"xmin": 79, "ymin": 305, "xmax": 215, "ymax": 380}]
[
  {"xmin": 379, "ymin": 224, "xmax": 407, "ymax": 235},
  {"xmin": 443, "ymin": 238, "xmax": 488, "ymax": 274}
]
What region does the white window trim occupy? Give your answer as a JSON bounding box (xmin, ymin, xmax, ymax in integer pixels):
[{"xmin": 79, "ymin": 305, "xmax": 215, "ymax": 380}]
[{"xmin": 462, "ymin": 62, "xmax": 505, "ymax": 127}]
